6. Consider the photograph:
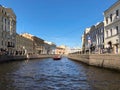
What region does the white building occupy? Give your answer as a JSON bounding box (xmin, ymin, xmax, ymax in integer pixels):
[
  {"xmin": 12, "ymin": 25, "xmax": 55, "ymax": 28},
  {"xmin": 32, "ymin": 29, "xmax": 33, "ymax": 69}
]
[
  {"xmin": 44, "ymin": 41, "xmax": 56, "ymax": 54},
  {"xmin": 0, "ymin": 5, "xmax": 16, "ymax": 55},
  {"xmin": 104, "ymin": 0, "xmax": 120, "ymax": 54},
  {"xmin": 84, "ymin": 28, "xmax": 91, "ymax": 52},
  {"xmin": 83, "ymin": 22, "xmax": 104, "ymax": 54}
]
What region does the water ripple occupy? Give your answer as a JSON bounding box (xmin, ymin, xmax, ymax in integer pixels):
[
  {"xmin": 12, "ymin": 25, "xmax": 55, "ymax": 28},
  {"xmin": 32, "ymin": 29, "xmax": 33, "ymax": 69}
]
[{"xmin": 0, "ymin": 57, "xmax": 120, "ymax": 90}]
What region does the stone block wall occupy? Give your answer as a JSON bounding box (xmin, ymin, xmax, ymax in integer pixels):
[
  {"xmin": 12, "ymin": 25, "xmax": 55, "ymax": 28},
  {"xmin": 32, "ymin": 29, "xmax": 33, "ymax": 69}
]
[{"xmin": 68, "ymin": 54, "xmax": 120, "ymax": 71}]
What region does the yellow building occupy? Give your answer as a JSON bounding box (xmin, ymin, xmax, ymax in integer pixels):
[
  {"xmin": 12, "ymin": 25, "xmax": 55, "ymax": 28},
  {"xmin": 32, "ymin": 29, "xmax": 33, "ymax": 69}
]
[
  {"xmin": 21, "ymin": 33, "xmax": 44, "ymax": 55},
  {"xmin": 32, "ymin": 36, "xmax": 44, "ymax": 55},
  {"xmin": 55, "ymin": 45, "xmax": 66, "ymax": 55},
  {"xmin": 0, "ymin": 5, "xmax": 16, "ymax": 55},
  {"xmin": 16, "ymin": 34, "xmax": 33, "ymax": 55}
]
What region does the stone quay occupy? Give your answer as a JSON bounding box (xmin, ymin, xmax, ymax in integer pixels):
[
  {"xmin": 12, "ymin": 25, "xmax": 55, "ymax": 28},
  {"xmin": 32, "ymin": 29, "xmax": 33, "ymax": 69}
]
[{"xmin": 68, "ymin": 54, "xmax": 120, "ymax": 71}]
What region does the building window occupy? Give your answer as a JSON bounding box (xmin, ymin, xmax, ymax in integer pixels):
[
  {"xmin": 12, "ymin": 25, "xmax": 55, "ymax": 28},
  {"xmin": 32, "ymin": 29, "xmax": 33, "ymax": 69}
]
[
  {"xmin": 2, "ymin": 17, "xmax": 4, "ymax": 30},
  {"xmin": 2, "ymin": 40, "xmax": 3, "ymax": 46},
  {"xmin": 110, "ymin": 14, "xmax": 112, "ymax": 22},
  {"xmin": 5, "ymin": 41, "xmax": 7, "ymax": 46},
  {"xmin": 101, "ymin": 28, "xmax": 103, "ymax": 33},
  {"xmin": 2, "ymin": 10, "xmax": 3, "ymax": 13},
  {"xmin": 116, "ymin": 10, "xmax": 119, "ymax": 18},
  {"xmin": 1, "ymin": 32, "xmax": 3, "ymax": 38},
  {"xmin": 101, "ymin": 35, "xmax": 104, "ymax": 43},
  {"xmin": 5, "ymin": 12, "xmax": 6, "ymax": 15},
  {"xmin": 110, "ymin": 29, "xmax": 112, "ymax": 36},
  {"xmin": 5, "ymin": 18, "xmax": 6, "ymax": 31},
  {"xmin": 116, "ymin": 26, "xmax": 119, "ymax": 34},
  {"xmin": 106, "ymin": 17, "xmax": 108, "ymax": 24},
  {"xmin": 2, "ymin": 16, "xmax": 4, "ymax": 22},
  {"xmin": 106, "ymin": 31, "xmax": 108, "ymax": 38},
  {"xmin": 2, "ymin": 23, "xmax": 3, "ymax": 31}
]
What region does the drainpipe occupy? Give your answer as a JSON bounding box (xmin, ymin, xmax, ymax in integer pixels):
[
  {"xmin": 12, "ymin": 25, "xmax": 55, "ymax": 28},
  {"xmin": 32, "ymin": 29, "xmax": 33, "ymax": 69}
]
[{"xmin": 118, "ymin": 30, "xmax": 120, "ymax": 54}]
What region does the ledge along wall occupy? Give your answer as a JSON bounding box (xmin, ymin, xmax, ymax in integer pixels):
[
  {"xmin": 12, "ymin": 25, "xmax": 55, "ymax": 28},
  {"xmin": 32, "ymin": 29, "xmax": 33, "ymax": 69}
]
[
  {"xmin": 28, "ymin": 54, "xmax": 55, "ymax": 59},
  {"xmin": 0, "ymin": 54, "xmax": 55, "ymax": 63},
  {"xmin": 68, "ymin": 54, "xmax": 120, "ymax": 71},
  {"xmin": 0, "ymin": 55, "xmax": 27, "ymax": 63}
]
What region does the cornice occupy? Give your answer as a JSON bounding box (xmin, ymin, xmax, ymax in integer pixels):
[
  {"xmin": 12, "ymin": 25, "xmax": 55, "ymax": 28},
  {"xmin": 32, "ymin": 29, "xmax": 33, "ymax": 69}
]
[{"xmin": 104, "ymin": 0, "xmax": 120, "ymax": 14}]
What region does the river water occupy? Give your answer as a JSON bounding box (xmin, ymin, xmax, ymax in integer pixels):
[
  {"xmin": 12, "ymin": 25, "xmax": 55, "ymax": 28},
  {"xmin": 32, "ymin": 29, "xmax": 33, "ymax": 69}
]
[{"xmin": 0, "ymin": 57, "xmax": 120, "ymax": 90}]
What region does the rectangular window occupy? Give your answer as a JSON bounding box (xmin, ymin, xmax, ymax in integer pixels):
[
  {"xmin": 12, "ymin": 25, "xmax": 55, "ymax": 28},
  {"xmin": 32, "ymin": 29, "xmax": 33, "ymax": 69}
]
[
  {"xmin": 110, "ymin": 14, "xmax": 112, "ymax": 22},
  {"xmin": 5, "ymin": 18, "xmax": 6, "ymax": 31},
  {"xmin": 2, "ymin": 10, "xmax": 3, "ymax": 13},
  {"xmin": 106, "ymin": 17, "xmax": 108, "ymax": 24},
  {"xmin": 106, "ymin": 31, "xmax": 108, "ymax": 38},
  {"xmin": 2, "ymin": 40, "xmax": 3, "ymax": 46},
  {"xmin": 110, "ymin": 29, "xmax": 112, "ymax": 36},
  {"xmin": 116, "ymin": 10, "xmax": 119, "ymax": 18},
  {"xmin": 101, "ymin": 28, "xmax": 103, "ymax": 33},
  {"xmin": 5, "ymin": 41, "xmax": 6, "ymax": 46},
  {"xmin": 2, "ymin": 23, "xmax": 3, "ymax": 30},
  {"xmin": 2, "ymin": 17, "xmax": 4, "ymax": 30},
  {"xmin": 116, "ymin": 26, "xmax": 119, "ymax": 34}
]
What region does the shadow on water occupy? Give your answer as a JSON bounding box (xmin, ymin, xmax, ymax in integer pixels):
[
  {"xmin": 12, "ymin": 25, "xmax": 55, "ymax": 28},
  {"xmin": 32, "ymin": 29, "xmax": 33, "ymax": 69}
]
[{"xmin": 0, "ymin": 57, "xmax": 120, "ymax": 90}]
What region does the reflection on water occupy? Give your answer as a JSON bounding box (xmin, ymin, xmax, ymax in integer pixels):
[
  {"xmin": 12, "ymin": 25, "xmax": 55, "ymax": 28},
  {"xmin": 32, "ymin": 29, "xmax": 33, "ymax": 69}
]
[{"xmin": 0, "ymin": 57, "xmax": 120, "ymax": 90}]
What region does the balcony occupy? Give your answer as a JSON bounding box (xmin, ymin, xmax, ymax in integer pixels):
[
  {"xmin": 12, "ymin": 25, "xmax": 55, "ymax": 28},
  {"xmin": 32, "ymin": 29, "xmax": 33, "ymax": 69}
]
[
  {"xmin": 7, "ymin": 42, "xmax": 15, "ymax": 48},
  {"xmin": 7, "ymin": 45, "xmax": 15, "ymax": 48}
]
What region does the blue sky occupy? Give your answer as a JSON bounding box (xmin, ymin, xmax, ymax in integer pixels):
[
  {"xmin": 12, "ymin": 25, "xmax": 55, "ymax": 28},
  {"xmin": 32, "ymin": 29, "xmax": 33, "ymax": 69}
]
[{"xmin": 0, "ymin": 0, "xmax": 117, "ymax": 48}]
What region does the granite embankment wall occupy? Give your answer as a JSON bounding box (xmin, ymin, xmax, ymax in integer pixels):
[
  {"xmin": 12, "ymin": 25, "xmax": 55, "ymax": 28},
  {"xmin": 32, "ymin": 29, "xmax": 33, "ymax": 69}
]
[
  {"xmin": 0, "ymin": 55, "xmax": 27, "ymax": 63},
  {"xmin": 28, "ymin": 54, "xmax": 54, "ymax": 59},
  {"xmin": 0, "ymin": 54, "xmax": 54, "ymax": 63},
  {"xmin": 68, "ymin": 54, "xmax": 120, "ymax": 71}
]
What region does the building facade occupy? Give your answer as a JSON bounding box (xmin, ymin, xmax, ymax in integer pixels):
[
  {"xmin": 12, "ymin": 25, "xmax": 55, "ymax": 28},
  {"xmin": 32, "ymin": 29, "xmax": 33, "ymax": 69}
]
[
  {"xmin": 81, "ymin": 34, "xmax": 85, "ymax": 53},
  {"xmin": 55, "ymin": 45, "xmax": 66, "ymax": 55},
  {"xmin": 44, "ymin": 41, "xmax": 56, "ymax": 54},
  {"xmin": 16, "ymin": 34, "xmax": 34, "ymax": 55},
  {"xmin": 32, "ymin": 36, "xmax": 44, "ymax": 55},
  {"xmin": 0, "ymin": 5, "xmax": 16, "ymax": 55},
  {"xmin": 84, "ymin": 28, "xmax": 91, "ymax": 53},
  {"xmin": 89, "ymin": 22, "xmax": 104, "ymax": 53},
  {"xmin": 88, "ymin": 25, "xmax": 96, "ymax": 53},
  {"xmin": 95, "ymin": 22, "xmax": 104, "ymax": 53},
  {"xmin": 43, "ymin": 41, "xmax": 50, "ymax": 54},
  {"xmin": 104, "ymin": 0, "xmax": 120, "ymax": 54},
  {"xmin": 49, "ymin": 43, "xmax": 56, "ymax": 54},
  {"xmin": 21, "ymin": 33, "xmax": 44, "ymax": 55},
  {"xmin": 83, "ymin": 22, "xmax": 104, "ymax": 54}
]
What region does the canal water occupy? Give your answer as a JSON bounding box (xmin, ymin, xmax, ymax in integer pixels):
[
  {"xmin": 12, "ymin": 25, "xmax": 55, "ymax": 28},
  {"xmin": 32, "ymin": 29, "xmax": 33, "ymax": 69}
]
[{"xmin": 0, "ymin": 57, "xmax": 120, "ymax": 90}]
